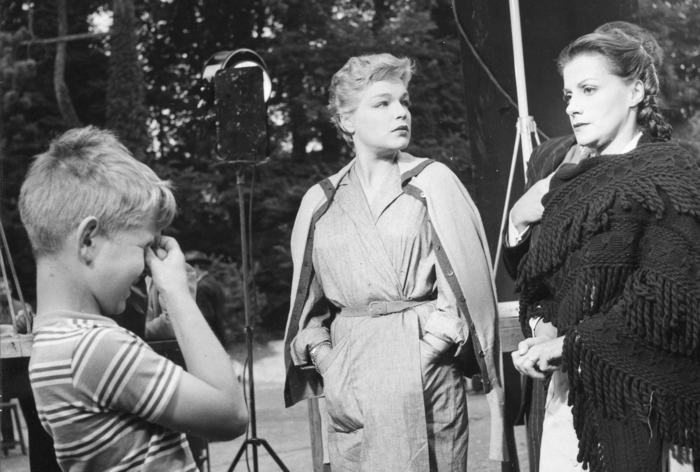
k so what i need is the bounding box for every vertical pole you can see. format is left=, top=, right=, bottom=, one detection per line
left=508, top=0, right=534, bottom=178
left=237, top=169, right=259, bottom=471
left=0, top=250, right=18, bottom=333
left=308, top=398, right=325, bottom=471
left=0, top=221, right=31, bottom=332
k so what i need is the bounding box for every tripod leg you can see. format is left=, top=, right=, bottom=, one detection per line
left=259, top=439, right=290, bottom=472
left=227, top=440, right=249, bottom=472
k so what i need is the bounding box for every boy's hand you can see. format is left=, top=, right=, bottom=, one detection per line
left=145, top=236, right=190, bottom=298
left=15, top=309, right=31, bottom=334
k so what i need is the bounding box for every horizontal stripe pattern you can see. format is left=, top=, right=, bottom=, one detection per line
left=30, top=312, right=195, bottom=471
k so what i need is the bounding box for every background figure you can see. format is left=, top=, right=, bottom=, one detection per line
left=1, top=278, right=62, bottom=471
left=185, top=250, right=228, bottom=350
left=0, top=277, right=32, bottom=333
left=510, top=26, right=698, bottom=471
left=1, top=278, right=31, bottom=453
left=284, top=53, right=505, bottom=471
left=502, top=21, right=700, bottom=472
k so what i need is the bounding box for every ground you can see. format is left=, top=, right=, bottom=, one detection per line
left=0, top=340, right=529, bottom=471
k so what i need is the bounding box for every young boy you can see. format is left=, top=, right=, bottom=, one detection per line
left=20, top=126, right=248, bottom=471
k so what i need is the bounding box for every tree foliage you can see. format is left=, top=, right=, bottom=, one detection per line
left=1, top=0, right=698, bottom=336
left=107, top=0, right=149, bottom=160
left=640, top=0, right=700, bottom=138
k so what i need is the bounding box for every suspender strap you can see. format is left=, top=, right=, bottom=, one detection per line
left=402, top=180, right=491, bottom=387
left=287, top=179, right=336, bottom=347
left=400, top=159, right=435, bottom=184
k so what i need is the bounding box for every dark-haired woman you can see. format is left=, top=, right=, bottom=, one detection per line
left=511, top=29, right=698, bottom=471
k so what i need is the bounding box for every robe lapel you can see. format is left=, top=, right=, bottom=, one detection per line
left=368, top=163, right=404, bottom=222
left=333, top=166, right=404, bottom=292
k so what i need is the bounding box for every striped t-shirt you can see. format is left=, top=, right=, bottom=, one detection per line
left=29, top=311, right=197, bottom=471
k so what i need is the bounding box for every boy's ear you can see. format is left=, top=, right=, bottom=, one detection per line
left=77, top=216, right=99, bottom=264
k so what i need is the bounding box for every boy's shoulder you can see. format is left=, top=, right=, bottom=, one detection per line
left=32, top=310, right=120, bottom=332
left=30, top=311, right=155, bottom=381
left=30, top=311, right=194, bottom=471
left=31, top=309, right=183, bottom=419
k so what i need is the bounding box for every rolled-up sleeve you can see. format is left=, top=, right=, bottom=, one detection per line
left=290, top=269, right=332, bottom=365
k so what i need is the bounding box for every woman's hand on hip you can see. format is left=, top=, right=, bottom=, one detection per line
left=313, top=343, right=333, bottom=371
left=511, top=335, right=564, bottom=379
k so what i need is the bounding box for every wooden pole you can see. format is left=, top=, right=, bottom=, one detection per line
left=307, top=398, right=326, bottom=472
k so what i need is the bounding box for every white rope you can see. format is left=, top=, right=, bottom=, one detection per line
left=493, top=129, right=521, bottom=282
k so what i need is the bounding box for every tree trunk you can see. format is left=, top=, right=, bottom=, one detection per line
left=54, top=0, right=81, bottom=127
left=107, top=0, right=149, bottom=161
left=372, top=0, right=389, bottom=32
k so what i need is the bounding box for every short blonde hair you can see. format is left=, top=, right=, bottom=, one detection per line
left=328, top=53, right=414, bottom=144
left=19, top=126, right=177, bottom=258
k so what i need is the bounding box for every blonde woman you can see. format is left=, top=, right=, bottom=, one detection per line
left=284, top=54, right=506, bottom=471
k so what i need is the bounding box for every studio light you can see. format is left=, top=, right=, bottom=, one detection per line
left=199, top=49, right=286, bottom=472
left=202, top=48, right=272, bottom=102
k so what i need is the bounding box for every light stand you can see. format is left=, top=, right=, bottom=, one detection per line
left=226, top=167, right=288, bottom=472
left=200, top=49, right=288, bottom=472
left=492, top=0, right=542, bottom=279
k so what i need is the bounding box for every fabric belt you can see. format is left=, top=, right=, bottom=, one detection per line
left=336, top=299, right=433, bottom=317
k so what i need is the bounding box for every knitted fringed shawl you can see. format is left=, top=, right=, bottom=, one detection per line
left=516, top=142, right=700, bottom=472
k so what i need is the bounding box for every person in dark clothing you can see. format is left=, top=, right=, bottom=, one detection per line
left=508, top=25, right=698, bottom=471
left=185, top=251, right=228, bottom=350
left=502, top=21, right=700, bottom=472
left=1, top=280, right=63, bottom=471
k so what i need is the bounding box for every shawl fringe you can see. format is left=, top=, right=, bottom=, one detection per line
left=565, top=329, right=700, bottom=471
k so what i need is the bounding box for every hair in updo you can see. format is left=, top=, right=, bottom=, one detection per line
left=558, top=27, right=672, bottom=142
left=328, top=53, right=414, bottom=144
left=594, top=21, right=664, bottom=70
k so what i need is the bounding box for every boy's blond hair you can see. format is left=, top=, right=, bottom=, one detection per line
left=19, top=126, right=177, bottom=258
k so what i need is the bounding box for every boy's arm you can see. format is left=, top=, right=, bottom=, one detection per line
left=146, top=237, right=248, bottom=440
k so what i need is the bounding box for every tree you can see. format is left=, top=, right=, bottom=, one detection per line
left=54, top=0, right=82, bottom=127
left=107, top=0, right=149, bottom=160
left=2, top=0, right=698, bottom=335
left=640, top=0, right=700, bottom=139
